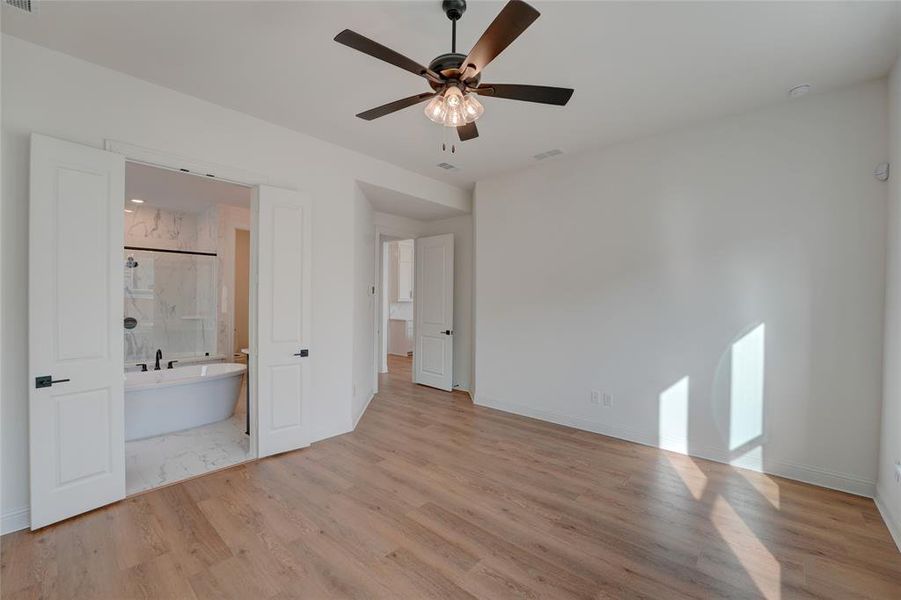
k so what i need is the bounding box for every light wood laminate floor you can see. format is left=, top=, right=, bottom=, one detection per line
left=2, top=355, right=900, bottom=599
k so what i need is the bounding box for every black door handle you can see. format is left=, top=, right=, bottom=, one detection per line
left=442, top=330, right=453, bottom=335
left=35, top=376, right=71, bottom=389
left=293, top=349, right=309, bottom=357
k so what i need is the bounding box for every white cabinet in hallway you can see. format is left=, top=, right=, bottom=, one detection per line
left=395, top=239, right=414, bottom=302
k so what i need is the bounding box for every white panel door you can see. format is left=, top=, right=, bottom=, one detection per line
left=414, top=234, right=454, bottom=391
left=255, top=186, right=311, bottom=457
left=29, top=134, right=126, bottom=529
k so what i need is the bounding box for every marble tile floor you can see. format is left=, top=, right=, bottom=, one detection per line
left=125, top=412, right=251, bottom=496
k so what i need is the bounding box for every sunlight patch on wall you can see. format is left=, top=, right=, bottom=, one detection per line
left=730, top=323, right=766, bottom=451
left=659, top=376, right=690, bottom=454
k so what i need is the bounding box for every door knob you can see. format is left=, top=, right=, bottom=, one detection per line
left=35, top=376, right=71, bottom=389
left=293, top=349, right=309, bottom=357
left=442, top=330, right=453, bottom=335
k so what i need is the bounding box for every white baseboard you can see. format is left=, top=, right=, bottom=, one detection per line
left=475, top=395, right=876, bottom=498
left=1, top=506, right=30, bottom=535
left=875, top=491, right=901, bottom=552
left=353, top=391, right=376, bottom=429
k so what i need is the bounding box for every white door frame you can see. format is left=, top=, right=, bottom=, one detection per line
left=104, top=140, right=278, bottom=462
left=372, top=224, right=421, bottom=394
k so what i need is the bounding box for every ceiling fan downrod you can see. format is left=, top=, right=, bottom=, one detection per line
left=443, top=0, right=466, bottom=53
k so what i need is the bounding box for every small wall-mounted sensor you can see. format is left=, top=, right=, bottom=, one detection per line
left=874, top=162, right=890, bottom=182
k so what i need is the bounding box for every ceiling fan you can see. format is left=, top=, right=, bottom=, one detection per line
left=334, top=0, right=574, bottom=144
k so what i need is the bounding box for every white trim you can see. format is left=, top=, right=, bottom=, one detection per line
left=104, top=139, right=271, bottom=187
left=1, top=507, right=31, bottom=535
left=475, top=394, right=877, bottom=498
left=353, top=391, right=376, bottom=429
left=875, top=492, right=901, bottom=553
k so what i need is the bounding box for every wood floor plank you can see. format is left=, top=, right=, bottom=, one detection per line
left=2, top=355, right=900, bottom=599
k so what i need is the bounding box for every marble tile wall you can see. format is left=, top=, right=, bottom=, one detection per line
left=124, top=205, right=219, bottom=364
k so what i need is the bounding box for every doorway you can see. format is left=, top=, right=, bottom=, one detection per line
left=122, top=162, right=253, bottom=495
left=384, top=238, right=415, bottom=375
left=28, top=134, right=314, bottom=529
left=374, top=228, right=455, bottom=393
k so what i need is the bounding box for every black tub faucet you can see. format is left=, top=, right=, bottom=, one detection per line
left=154, top=349, right=162, bottom=371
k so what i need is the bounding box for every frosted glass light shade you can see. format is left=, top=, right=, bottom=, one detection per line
left=443, top=105, right=465, bottom=127
left=425, top=87, right=485, bottom=128
left=462, top=94, right=484, bottom=123
left=424, top=96, right=447, bottom=124
left=444, top=86, right=463, bottom=108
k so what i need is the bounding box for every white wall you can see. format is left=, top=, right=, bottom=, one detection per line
left=474, top=80, right=889, bottom=496
left=878, top=58, right=901, bottom=548
left=351, top=186, right=375, bottom=426
left=0, top=35, right=468, bottom=532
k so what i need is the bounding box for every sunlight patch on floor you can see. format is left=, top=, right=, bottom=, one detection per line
left=664, top=453, right=708, bottom=500
left=711, top=495, right=782, bottom=599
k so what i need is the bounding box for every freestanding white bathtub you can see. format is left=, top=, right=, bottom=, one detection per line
left=125, top=363, right=247, bottom=441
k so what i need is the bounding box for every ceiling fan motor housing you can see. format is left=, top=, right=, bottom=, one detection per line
left=427, top=53, right=481, bottom=89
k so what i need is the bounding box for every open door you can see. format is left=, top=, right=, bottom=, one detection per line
left=255, top=186, right=312, bottom=457
left=413, top=234, right=454, bottom=391
left=29, top=134, right=126, bottom=529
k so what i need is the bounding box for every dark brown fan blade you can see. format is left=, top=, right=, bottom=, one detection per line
left=474, top=84, right=574, bottom=106
left=457, top=122, right=479, bottom=141
left=335, top=30, right=440, bottom=80
left=461, top=1, right=540, bottom=81
left=356, top=92, right=437, bottom=121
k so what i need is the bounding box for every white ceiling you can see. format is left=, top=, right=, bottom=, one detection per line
left=359, top=181, right=468, bottom=221
left=125, top=162, right=252, bottom=214
left=4, top=1, right=900, bottom=189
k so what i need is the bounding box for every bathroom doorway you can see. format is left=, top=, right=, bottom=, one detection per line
left=122, top=162, right=254, bottom=495
left=28, top=133, right=314, bottom=528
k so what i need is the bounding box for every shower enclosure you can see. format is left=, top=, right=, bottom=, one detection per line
left=124, top=247, right=218, bottom=364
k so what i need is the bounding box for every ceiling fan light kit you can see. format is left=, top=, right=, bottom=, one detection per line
left=334, top=0, right=574, bottom=146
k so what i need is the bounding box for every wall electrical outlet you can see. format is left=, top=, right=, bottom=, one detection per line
left=895, top=461, right=901, bottom=483
left=590, top=390, right=601, bottom=405
left=602, top=392, right=613, bottom=407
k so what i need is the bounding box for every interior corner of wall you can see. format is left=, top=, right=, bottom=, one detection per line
left=875, top=488, right=901, bottom=552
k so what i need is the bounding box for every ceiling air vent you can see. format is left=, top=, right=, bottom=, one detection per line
left=5, top=0, right=35, bottom=13
left=534, top=149, right=563, bottom=160
left=436, top=162, right=459, bottom=171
